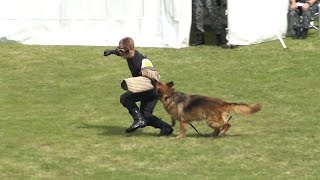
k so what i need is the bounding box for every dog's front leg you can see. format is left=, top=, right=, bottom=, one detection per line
left=176, top=121, right=188, bottom=138
left=171, top=117, right=176, bottom=126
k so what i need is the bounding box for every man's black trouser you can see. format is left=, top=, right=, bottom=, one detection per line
left=120, top=89, right=159, bottom=125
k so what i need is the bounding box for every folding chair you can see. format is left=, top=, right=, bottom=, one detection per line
left=309, top=3, right=320, bottom=37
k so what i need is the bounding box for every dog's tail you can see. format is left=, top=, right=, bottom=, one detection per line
left=227, top=103, right=262, bottom=115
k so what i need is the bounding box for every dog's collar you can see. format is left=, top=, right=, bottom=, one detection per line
left=163, top=92, right=176, bottom=102
left=163, top=93, right=178, bottom=109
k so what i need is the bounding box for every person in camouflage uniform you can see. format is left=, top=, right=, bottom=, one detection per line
left=191, top=0, right=226, bottom=46
left=289, top=0, right=318, bottom=39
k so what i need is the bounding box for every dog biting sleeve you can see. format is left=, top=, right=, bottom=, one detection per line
left=121, top=76, right=154, bottom=93
left=140, top=58, right=160, bottom=81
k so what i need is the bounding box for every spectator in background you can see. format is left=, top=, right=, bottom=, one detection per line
left=191, top=0, right=226, bottom=46
left=289, top=0, right=318, bottom=39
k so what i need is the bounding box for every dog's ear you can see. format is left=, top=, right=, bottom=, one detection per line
left=167, top=81, right=174, bottom=87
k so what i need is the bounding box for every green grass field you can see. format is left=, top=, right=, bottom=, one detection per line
left=1, top=30, right=320, bottom=179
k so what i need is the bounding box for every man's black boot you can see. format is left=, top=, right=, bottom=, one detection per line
left=300, top=28, right=308, bottom=39
left=158, top=121, right=173, bottom=136
left=125, top=109, right=147, bottom=133
left=191, top=33, right=205, bottom=46
left=146, top=115, right=173, bottom=136
left=215, top=33, right=223, bottom=46
left=294, top=28, right=302, bottom=39
left=221, top=43, right=238, bottom=49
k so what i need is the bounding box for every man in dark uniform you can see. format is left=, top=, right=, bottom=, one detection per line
left=103, top=37, right=173, bottom=136
left=289, top=0, right=318, bottom=39
left=192, top=0, right=226, bottom=46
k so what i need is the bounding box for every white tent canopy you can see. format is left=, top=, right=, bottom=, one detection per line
left=0, top=0, right=289, bottom=48
left=0, top=0, right=192, bottom=48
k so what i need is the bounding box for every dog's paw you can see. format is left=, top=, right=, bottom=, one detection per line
left=210, top=131, right=220, bottom=137
left=171, top=118, right=176, bottom=126
left=175, top=134, right=185, bottom=139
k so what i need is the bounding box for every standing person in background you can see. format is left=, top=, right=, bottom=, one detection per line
left=289, top=0, right=318, bottom=39
left=103, top=37, right=173, bottom=136
left=191, top=0, right=226, bottom=46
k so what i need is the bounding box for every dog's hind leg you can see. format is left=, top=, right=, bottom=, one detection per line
left=212, top=128, right=221, bottom=137
left=176, top=121, right=188, bottom=138
left=207, top=116, right=224, bottom=137
left=219, top=112, right=232, bottom=136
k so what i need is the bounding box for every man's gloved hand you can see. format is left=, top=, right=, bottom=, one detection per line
left=103, top=49, right=112, bottom=56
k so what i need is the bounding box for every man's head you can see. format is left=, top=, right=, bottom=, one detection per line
left=117, top=37, right=135, bottom=59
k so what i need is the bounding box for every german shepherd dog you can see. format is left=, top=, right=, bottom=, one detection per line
left=152, top=80, right=262, bottom=138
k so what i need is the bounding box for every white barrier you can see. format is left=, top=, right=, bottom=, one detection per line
left=0, top=0, right=191, bottom=48
left=227, top=0, right=289, bottom=46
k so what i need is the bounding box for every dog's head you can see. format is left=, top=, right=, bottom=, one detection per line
left=151, top=79, right=175, bottom=101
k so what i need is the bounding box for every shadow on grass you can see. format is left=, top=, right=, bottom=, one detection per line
left=185, top=133, right=244, bottom=138
left=78, top=123, right=162, bottom=137
left=78, top=123, right=245, bottom=139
